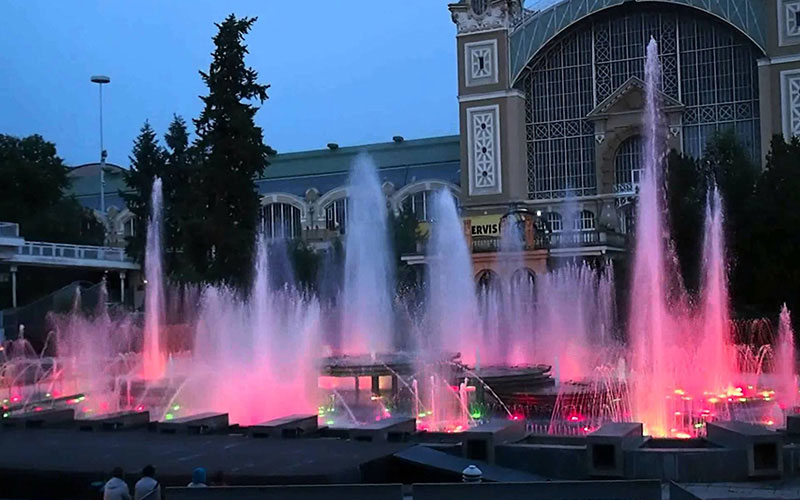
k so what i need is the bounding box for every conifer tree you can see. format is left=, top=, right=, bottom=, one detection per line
left=121, top=121, right=166, bottom=263
left=189, top=14, right=274, bottom=288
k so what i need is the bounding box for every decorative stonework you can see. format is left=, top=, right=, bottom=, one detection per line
left=779, top=0, right=800, bottom=46
left=465, top=40, right=498, bottom=87
left=781, top=69, right=800, bottom=138
left=450, top=0, right=522, bottom=34
left=467, top=105, right=502, bottom=196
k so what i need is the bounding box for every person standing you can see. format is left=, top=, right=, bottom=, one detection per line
left=134, top=465, right=161, bottom=500
left=103, top=467, right=131, bottom=500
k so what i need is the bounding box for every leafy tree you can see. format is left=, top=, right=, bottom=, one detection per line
left=666, top=149, right=706, bottom=294
left=747, top=135, right=800, bottom=317
left=121, top=121, right=166, bottom=263
left=0, top=134, right=103, bottom=245
left=701, top=129, right=758, bottom=311
left=0, top=133, right=104, bottom=309
left=390, top=207, right=421, bottom=292
left=188, top=14, right=274, bottom=289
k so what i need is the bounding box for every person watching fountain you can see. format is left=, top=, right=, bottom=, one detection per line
left=133, top=465, right=160, bottom=500
left=103, top=467, right=131, bottom=500
left=187, top=467, right=207, bottom=488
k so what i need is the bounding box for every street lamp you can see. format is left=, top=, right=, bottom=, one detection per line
left=91, top=75, right=110, bottom=218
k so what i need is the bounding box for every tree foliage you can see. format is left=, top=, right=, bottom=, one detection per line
left=0, top=134, right=103, bottom=245
left=186, top=14, right=274, bottom=289
left=747, top=135, right=800, bottom=316
left=120, top=121, right=166, bottom=263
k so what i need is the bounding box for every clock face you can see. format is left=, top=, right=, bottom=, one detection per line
left=471, top=0, right=488, bottom=15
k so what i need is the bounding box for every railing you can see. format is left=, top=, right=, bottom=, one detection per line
left=0, top=222, right=20, bottom=238
left=471, top=230, right=627, bottom=253
left=18, top=241, right=130, bottom=263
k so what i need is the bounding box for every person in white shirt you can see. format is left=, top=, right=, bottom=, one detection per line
left=103, top=467, right=131, bottom=500
left=134, top=465, right=161, bottom=500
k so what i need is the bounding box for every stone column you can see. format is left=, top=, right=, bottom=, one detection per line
left=119, top=271, right=127, bottom=306
left=10, top=265, right=17, bottom=309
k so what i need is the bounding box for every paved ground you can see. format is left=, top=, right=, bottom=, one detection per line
left=0, top=427, right=410, bottom=498
left=683, top=481, right=800, bottom=499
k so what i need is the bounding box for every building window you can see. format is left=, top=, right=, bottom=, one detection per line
left=515, top=4, right=761, bottom=199
left=476, top=269, right=499, bottom=292
left=546, top=211, right=563, bottom=232
left=618, top=204, right=635, bottom=235
left=261, top=203, right=302, bottom=240
left=511, top=268, right=536, bottom=290
left=574, top=210, right=596, bottom=232
left=614, top=135, right=643, bottom=194
left=122, top=217, right=136, bottom=238
left=325, top=198, right=348, bottom=234
left=401, top=191, right=432, bottom=222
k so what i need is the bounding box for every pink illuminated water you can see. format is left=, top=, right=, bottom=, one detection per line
left=142, top=177, right=166, bottom=380
left=341, top=154, right=395, bottom=355
left=774, top=305, right=797, bottom=410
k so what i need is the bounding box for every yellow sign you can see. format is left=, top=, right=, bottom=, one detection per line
left=417, top=214, right=503, bottom=238
left=467, top=214, right=502, bottom=237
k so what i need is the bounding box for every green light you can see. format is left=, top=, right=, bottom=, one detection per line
left=165, top=413, right=174, bottom=420
left=470, top=412, right=482, bottom=419
left=2, top=413, right=8, bottom=418
left=172, top=405, right=180, bottom=411
left=78, top=396, right=85, bottom=402
left=426, top=411, right=433, bottom=416
left=45, top=393, right=51, bottom=398
left=325, top=420, right=334, bottom=425
left=418, top=413, right=427, bottom=418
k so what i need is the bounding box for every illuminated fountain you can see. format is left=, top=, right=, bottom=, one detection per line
left=142, top=177, right=166, bottom=380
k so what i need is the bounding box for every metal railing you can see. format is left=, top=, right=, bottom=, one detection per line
left=0, top=222, right=20, bottom=238
left=18, top=241, right=130, bottom=263
left=471, top=230, right=627, bottom=253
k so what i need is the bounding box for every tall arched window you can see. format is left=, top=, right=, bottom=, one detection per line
left=324, top=198, right=348, bottom=234
left=574, top=210, right=596, bottom=231
left=614, top=135, right=643, bottom=194
left=401, top=190, right=432, bottom=222
left=546, top=211, right=563, bottom=232
left=122, top=217, right=136, bottom=238
left=261, top=203, right=302, bottom=239
left=476, top=269, right=499, bottom=292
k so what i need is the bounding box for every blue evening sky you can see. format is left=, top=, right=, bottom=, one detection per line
left=0, top=1, right=462, bottom=167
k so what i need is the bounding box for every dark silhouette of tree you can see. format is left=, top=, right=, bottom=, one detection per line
left=121, top=121, right=166, bottom=263
left=187, top=14, right=274, bottom=289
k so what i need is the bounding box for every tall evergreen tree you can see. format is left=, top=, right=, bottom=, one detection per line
left=162, top=115, right=195, bottom=279
left=189, top=14, right=274, bottom=288
left=121, top=121, right=166, bottom=263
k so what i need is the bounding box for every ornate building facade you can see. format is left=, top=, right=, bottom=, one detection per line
left=448, top=0, right=800, bottom=277
left=70, top=0, right=800, bottom=284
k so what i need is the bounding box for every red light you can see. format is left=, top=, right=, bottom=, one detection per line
left=33, top=406, right=42, bottom=412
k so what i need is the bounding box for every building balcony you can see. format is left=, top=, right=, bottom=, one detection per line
left=471, top=229, right=627, bottom=254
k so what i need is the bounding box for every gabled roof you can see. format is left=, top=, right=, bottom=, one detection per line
left=586, top=76, right=684, bottom=120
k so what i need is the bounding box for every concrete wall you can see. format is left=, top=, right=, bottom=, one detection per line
left=165, top=484, right=403, bottom=500
left=412, top=480, right=662, bottom=500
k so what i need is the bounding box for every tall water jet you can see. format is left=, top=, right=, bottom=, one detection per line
left=774, top=304, right=797, bottom=410
left=184, top=234, right=321, bottom=425
left=142, top=177, right=166, bottom=380
left=698, top=185, right=736, bottom=394
left=424, top=189, right=480, bottom=364
left=341, top=154, right=395, bottom=355
left=629, top=38, right=671, bottom=436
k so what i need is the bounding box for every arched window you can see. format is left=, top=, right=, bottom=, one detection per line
left=122, top=217, right=136, bottom=238
left=470, top=0, right=488, bottom=15
left=614, top=136, right=643, bottom=194
left=261, top=203, right=302, bottom=239
left=574, top=210, right=596, bottom=232
left=546, top=212, right=563, bottom=233
left=324, top=198, right=348, bottom=234
left=511, top=268, right=536, bottom=290
left=401, top=190, right=432, bottom=222
left=476, top=269, right=499, bottom=292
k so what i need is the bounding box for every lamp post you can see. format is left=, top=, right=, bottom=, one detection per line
left=90, top=75, right=110, bottom=220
